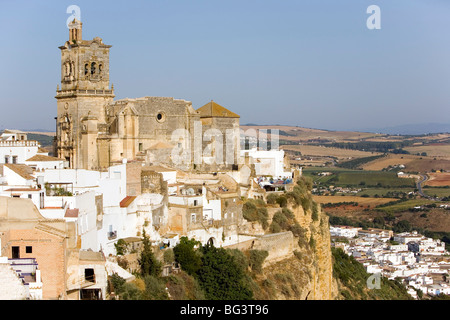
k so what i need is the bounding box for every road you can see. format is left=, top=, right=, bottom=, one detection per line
left=417, top=174, right=441, bottom=201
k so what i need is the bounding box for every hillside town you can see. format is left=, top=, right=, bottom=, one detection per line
left=0, top=126, right=298, bottom=299
left=2, top=6, right=450, bottom=304
left=331, top=225, right=450, bottom=298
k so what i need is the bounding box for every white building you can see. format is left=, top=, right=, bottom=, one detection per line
left=330, top=225, right=361, bottom=238
left=241, top=147, right=292, bottom=178
left=0, top=130, right=42, bottom=165
left=394, top=232, right=424, bottom=244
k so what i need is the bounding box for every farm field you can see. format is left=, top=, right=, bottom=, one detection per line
left=303, top=167, right=416, bottom=187
left=313, top=195, right=397, bottom=207
left=281, top=144, right=380, bottom=160
left=240, top=125, right=381, bottom=142
left=424, top=172, right=450, bottom=187
left=361, top=153, right=450, bottom=173
left=356, top=187, right=415, bottom=197
left=335, top=171, right=416, bottom=187
left=374, top=199, right=437, bottom=214
left=403, top=145, right=450, bottom=159
left=422, top=187, right=450, bottom=198
left=361, top=154, right=421, bottom=171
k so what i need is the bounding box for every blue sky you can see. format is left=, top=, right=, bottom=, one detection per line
left=0, top=0, right=449, bottom=132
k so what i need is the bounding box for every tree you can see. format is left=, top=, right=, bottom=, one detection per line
left=266, top=193, right=279, bottom=205
left=173, top=237, right=202, bottom=276
left=393, top=220, right=412, bottom=233
left=138, top=230, right=162, bottom=277
left=196, top=243, right=253, bottom=300
left=114, top=239, right=129, bottom=256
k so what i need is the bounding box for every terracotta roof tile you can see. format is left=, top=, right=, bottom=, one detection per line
left=65, top=208, right=79, bottom=218
left=120, top=196, right=137, bottom=208
left=197, top=101, right=240, bottom=118
left=4, top=164, right=34, bottom=180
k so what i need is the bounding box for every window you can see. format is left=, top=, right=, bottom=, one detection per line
left=12, top=156, right=17, bottom=164
left=28, top=194, right=32, bottom=199
left=156, top=112, right=166, bottom=123
left=12, top=246, right=19, bottom=259
left=139, top=143, right=143, bottom=151
left=26, top=246, right=32, bottom=254
left=4, top=156, right=9, bottom=164
left=85, top=268, right=95, bottom=283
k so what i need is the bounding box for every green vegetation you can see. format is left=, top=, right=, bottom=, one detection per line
left=242, top=199, right=269, bottom=229
left=172, top=237, right=202, bottom=276
left=138, top=230, right=162, bottom=277
left=26, top=133, right=54, bottom=147
left=114, top=239, right=129, bottom=256
left=249, top=250, right=269, bottom=273
left=332, top=247, right=412, bottom=300
left=375, top=199, right=436, bottom=214
left=423, top=186, right=450, bottom=198
left=303, top=167, right=415, bottom=188
left=337, top=154, right=386, bottom=169
left=334, top=171, right=415, bottom=188
left=356, top=188, right=415, bottom=198
left=196, top=243, right=253, bottom=300
left=325, top=140, right=414, bottom=153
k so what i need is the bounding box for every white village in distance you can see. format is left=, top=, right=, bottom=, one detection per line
left=0, top=19, right=449, bottom=301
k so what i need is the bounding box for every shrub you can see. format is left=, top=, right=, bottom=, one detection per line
left=143, top=275, right=169, bottom=300
left=266, top=193, right=279, bottom=204
left=242, top=201, right=259, bottom=221
left=276, top=195, right=288, bottom=207
left=249, top=250, right=269, bottom=273
left=163, top=248, right=175, bottom=264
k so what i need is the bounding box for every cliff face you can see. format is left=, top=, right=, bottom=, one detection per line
left=252, top=199, right=338, bottom=300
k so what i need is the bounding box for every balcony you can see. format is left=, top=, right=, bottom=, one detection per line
left=107, top=231, right=117, bottom=240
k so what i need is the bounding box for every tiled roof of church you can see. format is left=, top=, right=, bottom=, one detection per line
left=197, top=101, right=240, bottom=118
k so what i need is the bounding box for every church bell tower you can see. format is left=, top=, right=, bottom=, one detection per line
left=55, top=19, right=115, bottom=170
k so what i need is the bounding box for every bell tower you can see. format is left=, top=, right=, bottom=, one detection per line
left=55, top=19, right=115, bottom=170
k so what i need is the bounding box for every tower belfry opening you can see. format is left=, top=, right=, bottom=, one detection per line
left=68, top=18, right=82, bottom=42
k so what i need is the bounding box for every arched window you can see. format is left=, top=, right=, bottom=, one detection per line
left=91, top=62, right=96, bottom=75
left=99, top=64, right=103, bottom=73
left=84, top=64, right=89, bottom=75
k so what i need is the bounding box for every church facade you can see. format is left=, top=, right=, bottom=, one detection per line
left=55, top=19, right=240, bottom=172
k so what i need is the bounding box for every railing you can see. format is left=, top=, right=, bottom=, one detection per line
left=56, top=89, right=114, bottom=96
left=70, top=274, right=96, bottom=289
left=0, top=140, right=39, bottom=147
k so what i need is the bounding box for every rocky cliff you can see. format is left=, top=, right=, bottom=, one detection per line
left=239, top=177, right=339, bottom=300
left=250, top=198, right=338, bottom=300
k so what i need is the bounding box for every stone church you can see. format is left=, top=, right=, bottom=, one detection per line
left=55, top=19, right=240, bottom=172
